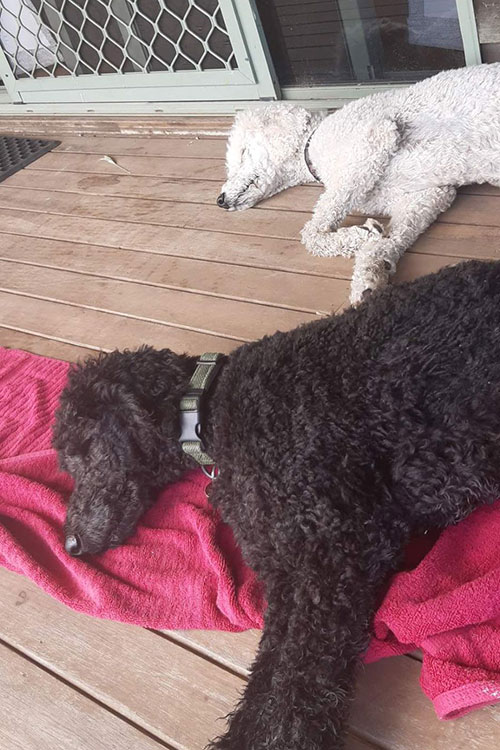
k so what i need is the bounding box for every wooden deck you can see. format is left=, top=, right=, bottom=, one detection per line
left=0, top=128, right=499, bottom=749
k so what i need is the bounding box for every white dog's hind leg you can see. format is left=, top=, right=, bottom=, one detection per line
left=349, top=185, right=457, bottom=304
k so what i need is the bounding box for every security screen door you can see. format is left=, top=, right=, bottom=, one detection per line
left=0, top=0, right=278, bottom=103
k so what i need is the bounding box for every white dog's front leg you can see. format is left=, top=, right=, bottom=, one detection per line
left=301, top=190, right=350, bottom=256
left=302, top=116, right=401, bottom=257
left=349, top=185, right=457, bottom=303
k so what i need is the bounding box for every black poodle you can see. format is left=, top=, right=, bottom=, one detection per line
left=53, top=259, right=500, bottom=750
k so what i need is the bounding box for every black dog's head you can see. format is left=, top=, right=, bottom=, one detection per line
left=53, top=346, right=195, bottom=557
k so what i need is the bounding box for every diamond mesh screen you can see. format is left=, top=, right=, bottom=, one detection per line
left=0, top=0, right=237, bottom=79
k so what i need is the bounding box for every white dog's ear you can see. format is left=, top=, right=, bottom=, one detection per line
left=260, top=104, right=321, bottom=141
left=225, top=113, right=247, bottom=170
left=286, top=106, right=328, bottom=138
left=306, top=108, right=328, bottom=131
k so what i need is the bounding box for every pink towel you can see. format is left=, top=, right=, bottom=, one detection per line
left=1, top=346, right=499, bottom=719
left=367, top=506, right=500, bottom=719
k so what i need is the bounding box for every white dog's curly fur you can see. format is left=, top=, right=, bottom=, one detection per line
left=218, top=64, right=500, bottom=303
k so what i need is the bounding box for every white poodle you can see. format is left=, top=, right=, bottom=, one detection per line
left=218, top=64, right=500, bottom=303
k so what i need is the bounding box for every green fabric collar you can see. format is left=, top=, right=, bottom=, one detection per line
left=179, top=352, right=223, bottom=471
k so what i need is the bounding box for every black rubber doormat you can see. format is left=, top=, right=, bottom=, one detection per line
left=0, top=136, right=60, bottom=183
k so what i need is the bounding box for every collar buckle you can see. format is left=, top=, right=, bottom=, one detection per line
left=179, top=352, right=223, bottom=469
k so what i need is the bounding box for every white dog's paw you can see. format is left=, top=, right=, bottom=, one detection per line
left=301, top=219, right=333, bottom=257
left=332, top=219, right=385, bottom=256
left=302, top=218, right=384, bottom=258
left=361, top=218, right=385, bottom=236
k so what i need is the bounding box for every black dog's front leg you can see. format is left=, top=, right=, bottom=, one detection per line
left=207, top=576, right=291, bottom=749
left=209, top=517, right=404, bottom=750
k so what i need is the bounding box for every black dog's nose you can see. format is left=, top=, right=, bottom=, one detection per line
left=65, top=534, right=83, bottom=557
left=217, top=192, right=229, bottom=209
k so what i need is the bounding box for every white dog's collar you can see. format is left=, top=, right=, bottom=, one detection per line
left=304, top=130, right=321, bottom=182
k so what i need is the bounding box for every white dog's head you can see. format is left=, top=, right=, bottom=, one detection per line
left=217, top=104, right=325, bottom=211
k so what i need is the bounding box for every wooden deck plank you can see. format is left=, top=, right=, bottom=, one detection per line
left=0, top=260, right=330, bottom=341
left=394, top=252, right=462, bottom=282
left=0, top=233, right=349, bottom=314
left=440, top=193, right=500, bottom=226
left=0, top=217, right=488, bottom=308
left=164, top=629, right=261, bottom=678
left=0, top=221, right=473, bottom=292
left=413, top=223, right=500, bottom=259
left=351, top=658, right=500, bottom=750
left=27, top=151, right=227, bottom=180
left=3, top=169, right=248, bottom=208
left=0, top=327, right=97, bottom=360
left=0, top=640, right=165, bottom=750
left=0, top=115, right=231, bottom=138
left=0, top=292, right=241, bottom=355
left=55, top=135, right=227, bottom=159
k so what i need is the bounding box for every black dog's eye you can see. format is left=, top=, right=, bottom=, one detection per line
left=68, top=437, right=92, bottom=460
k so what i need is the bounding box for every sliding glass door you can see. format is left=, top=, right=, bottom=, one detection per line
left=257, top=0, right=481, bottom=94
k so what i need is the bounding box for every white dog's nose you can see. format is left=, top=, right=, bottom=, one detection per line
left=217, top=192, right=229, bottom=209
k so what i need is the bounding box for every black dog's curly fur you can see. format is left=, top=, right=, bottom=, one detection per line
left=54, top=260, right=500, bottom=749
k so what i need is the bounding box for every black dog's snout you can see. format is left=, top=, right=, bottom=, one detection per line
left=65, top=534, right=83, bottom=557
left=217, top=192, right=229, bottom=209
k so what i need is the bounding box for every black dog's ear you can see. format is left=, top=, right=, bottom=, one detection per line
left=54, top=381, right=158, bottom=475
left=109, top=384, right=158, bottom=452
left=95, top=401, right=157, bottom=473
